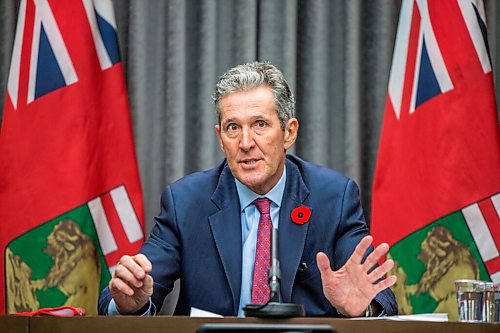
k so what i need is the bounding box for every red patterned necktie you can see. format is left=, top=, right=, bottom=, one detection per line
left=251, top=197, right=272, bottom=304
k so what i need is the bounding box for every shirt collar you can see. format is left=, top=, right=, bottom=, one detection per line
left=234, top=165, right=287, bottom=211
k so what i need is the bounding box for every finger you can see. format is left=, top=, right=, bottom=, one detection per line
left=118, top=255, right=148, bottom=280
left=133, top=254, right=153, bottom=273
left=114, top=262, right=145, bottom=288
left=374, top=275, right=397, bottom=292
left=143, top=274, right=154, bottom=293
left=350, top=235, right=373, bottom=264
left=316, top=252, right=332, bottom=277
left=368, top=258, right=394, bottom=283
left=363, top=242, right=390, bottom=272
left=109, top=276, right=135, bottom=297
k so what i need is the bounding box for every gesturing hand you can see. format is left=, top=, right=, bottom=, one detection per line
left=109, top=254, right=154, bottom=314
left=316, top=235, right=397, bottom=317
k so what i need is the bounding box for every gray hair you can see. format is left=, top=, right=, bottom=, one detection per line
left=213, top=62, right=295, bottom=129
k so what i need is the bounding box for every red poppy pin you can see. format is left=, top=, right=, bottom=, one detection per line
left=291, top=205, right=311, bottom=225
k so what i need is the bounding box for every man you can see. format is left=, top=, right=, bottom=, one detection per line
left=98, top=62, right=397, bottom=317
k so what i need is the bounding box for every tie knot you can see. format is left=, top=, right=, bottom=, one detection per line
left=254, top=198, right=271, bottom=215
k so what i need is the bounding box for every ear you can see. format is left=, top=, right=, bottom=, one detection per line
left=215, top=124, right=224, bottom=151
left=283, top=118, right=299, bottom=150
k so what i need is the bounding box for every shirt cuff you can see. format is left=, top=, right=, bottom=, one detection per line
left=363, top=300, right=387, bottom=317
left=107, top=298, right=155, bottom=316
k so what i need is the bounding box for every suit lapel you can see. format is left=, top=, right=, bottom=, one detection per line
left=207, top=158, right=310, bottom=309
left=208, top=163, right=242, bottom=314
left=279, top=159, right=310, bottom=302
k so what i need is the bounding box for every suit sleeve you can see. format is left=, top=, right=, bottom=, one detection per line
left=140, top=186, right=182, bottom=312
left=334, top=179, right=398, bottom=316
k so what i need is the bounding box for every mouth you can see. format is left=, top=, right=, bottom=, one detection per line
left=239, top=159, right=261, bottom=168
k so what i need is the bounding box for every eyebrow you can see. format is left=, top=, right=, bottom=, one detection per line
left=221, top=113, right=271, bottom=125
left=220, top=118, right=236, bottom=127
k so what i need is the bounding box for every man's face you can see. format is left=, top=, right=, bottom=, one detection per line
left=215, top=86, right=298, bottom=194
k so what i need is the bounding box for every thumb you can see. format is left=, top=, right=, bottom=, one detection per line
left=316, top=252, right=332, bottom=277
left=143, top=274, right=154, bottom=295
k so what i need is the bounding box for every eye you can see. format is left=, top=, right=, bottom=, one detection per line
left=256, top=120, right=266, bottom=128
left=225, top=123, right=239, bottom=133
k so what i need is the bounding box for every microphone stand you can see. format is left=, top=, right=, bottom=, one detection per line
left=243, top=228, right=305, bottom=318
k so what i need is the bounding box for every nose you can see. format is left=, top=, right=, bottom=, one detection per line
left=239, top=126, right=255, bottom=151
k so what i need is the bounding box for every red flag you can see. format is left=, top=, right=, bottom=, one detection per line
left=371, top=0, right=500, bottom=318
left=0, top=0, right=144, bottom=314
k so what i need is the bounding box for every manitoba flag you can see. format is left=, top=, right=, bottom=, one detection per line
left=0, top=0, right=144, bottom=315
left=372, top=0, right=500, bottom=320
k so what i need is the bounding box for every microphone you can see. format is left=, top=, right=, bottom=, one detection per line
left=243, top=228, right=305, bottom=318
left=268, top=227, right=280, bottom=302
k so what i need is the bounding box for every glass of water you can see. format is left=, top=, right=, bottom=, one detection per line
left=494, top=283, right=500, bottom=322
left=483, top=282, right=496, bottom=322
left=455, top=279, right=485, bottom=322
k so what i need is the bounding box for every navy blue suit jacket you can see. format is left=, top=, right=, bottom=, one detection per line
left=98, top=155, right=397, bottom=316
